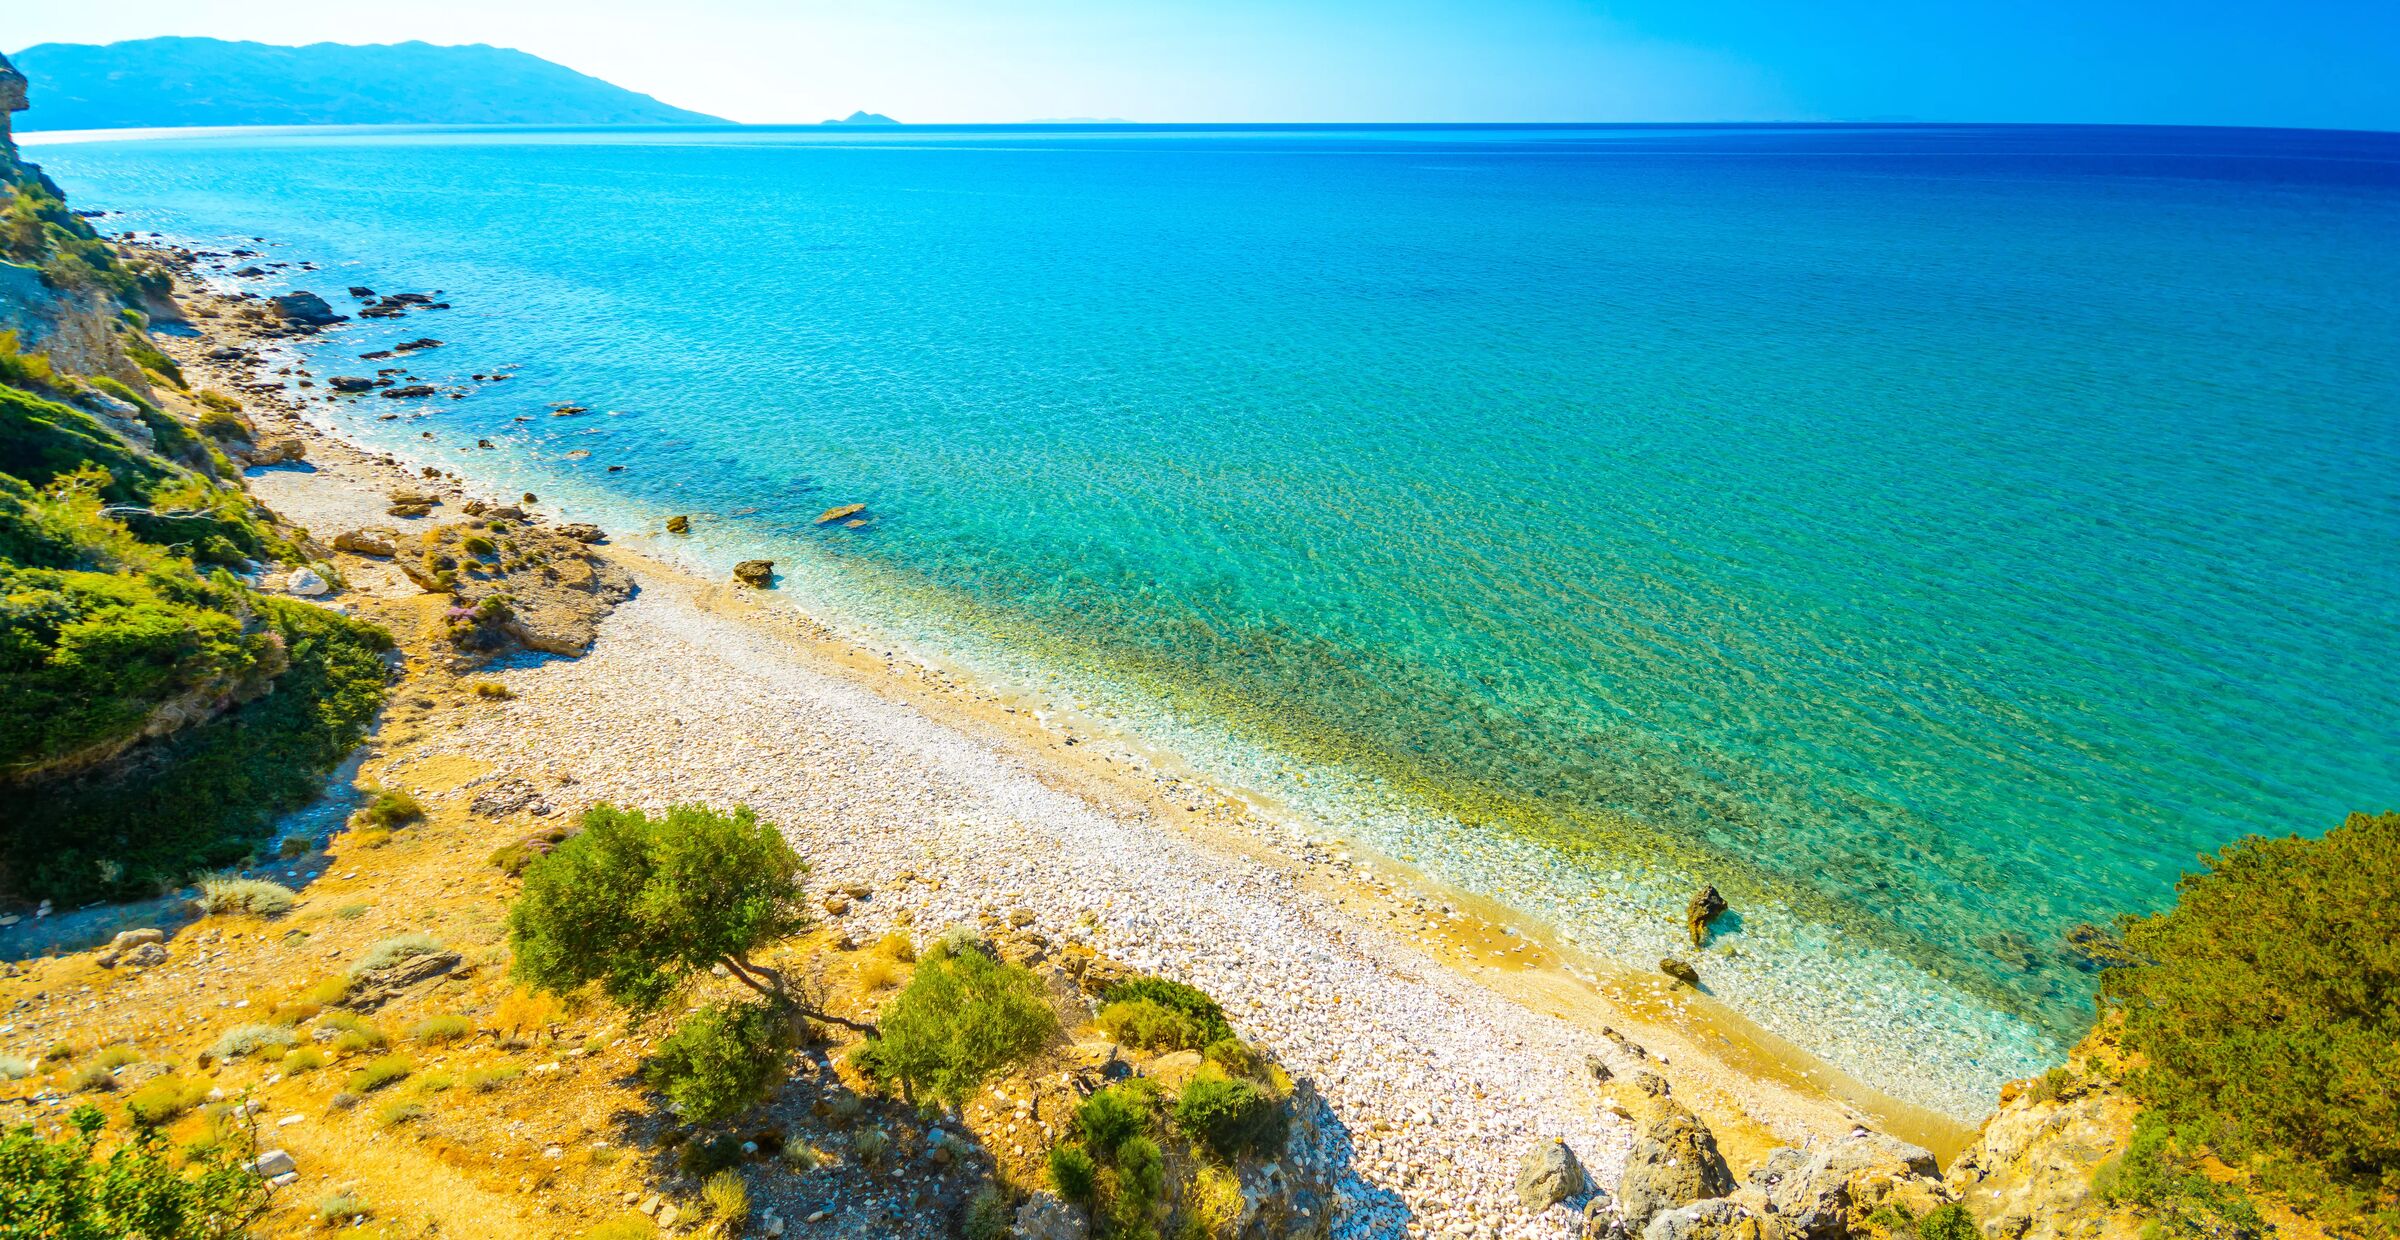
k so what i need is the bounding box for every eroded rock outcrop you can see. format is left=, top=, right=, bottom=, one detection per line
left=1945, top=1059, right=2141, bottom=1240
left=1618, top=1096, right=1736, bottom=1229
left=397, top=519, right=634, bottom=658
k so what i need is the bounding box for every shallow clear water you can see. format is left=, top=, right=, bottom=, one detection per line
left=40, top=124, right=2400, bottom=1107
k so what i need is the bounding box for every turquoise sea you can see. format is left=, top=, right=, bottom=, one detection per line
left=37, top=124, right=2400, bottom=1111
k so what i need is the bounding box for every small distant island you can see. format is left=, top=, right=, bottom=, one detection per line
left=821, top=110, right=901, bottom=126
left=7, top=37, right=724, bottom=129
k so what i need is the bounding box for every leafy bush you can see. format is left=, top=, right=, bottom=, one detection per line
left=283, top=1048, right=327, bottom=1074
left=2096, top=1111, right=2270, bottom=1240
left=1075, top=1085, right=1148, bottom=1158
left=851, top=1126, right=889, bottom=1165
left=351, top=789, right=424, bottom=829
left=0, top=1103, right=269, bottom=1238
left=677, top=1134, right=743, bottom=1178
left=1109, top=1134, right=1165, bottom=1234
left=2102, top=811, right=2399, bottom=1224
left=1048, top=1142, right=1098, bottom=1203
left=1172, top=1076, right=1286, bottom=1161
left=1097, top=998, right=1211, bottom=1052
left=207, top=1024, right=294, bottom=1061
left=467, top=679, right=514, bottom=700
left=374, top=1099, right=423, bottom=1129
left=193, top=390, right=243, bottom=414
left=277, top=835, right=311, bottom=859
left=858, top=944, right=1058, bottom=1107
left=1916, top=1204, right=1979, bottom=1240
left=0, top=330, right=55, bottom=390
left=193, top=408, right=250, bottom=443
left=197, top=878, right=294, bottom=917
left=122, top=1076, right=208, bottom=1126
left=508, top=803, right=810, bottom=1015
left=964, top=1185, right=1014, bottom=1240
left=1101, top=976, right=1233, bottom=1044
left=316, top=1194, right=370, bottom=1225
left=352, top=933, right=443, bottom=977
left=641, top=999, right=793, bottom=1125
left=409, top=1015, right=472, bottom=1043
left=347, top=1055, right=412, bottom=1093
left=462, top=1064, right=520, bottom=1092
left=1202, top=1037, right=1265, bottom=1080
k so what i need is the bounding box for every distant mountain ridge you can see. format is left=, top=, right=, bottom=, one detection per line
left=8, top=37, right=725, bottom=130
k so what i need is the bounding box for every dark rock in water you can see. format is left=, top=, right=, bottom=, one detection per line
left=381, top=384, right=438, bottom=398
left=328, top=375, right=376, bottom=392
left=206, top=345, right=246, bottom=360
left=394, top=337, right=443, bottom=352
left=476, top=438, right=494, bottom=449
left=391, top=292, right=435, bottom=305
left=359, top=350, right=394, bottom=360
left=1659, top=958, right=1700, bottom=986
left=270, top=290, right=344, bottom=326
left=522, top=493, right=538, bottom=504
left=348, top=285, right=375, bottom=298
left=665, top=514, right=690, bottom=534
left=1687, top=885, right=1728, bottom=947
left=359, top=304, right=405, bottom=319
left=733, top=560, right=775, bottom=587
left=232, top=265, right=265, bottom=277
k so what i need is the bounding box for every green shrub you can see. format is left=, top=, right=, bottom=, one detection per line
left=283, top=1048, right=327, bottom=1075
left=677, top=1134, right=743, bottom=1178
left=1109, top=1134, right=1164, bottom=1233
left=0, top=1103, right=270, bottom=1236
left=508, top=803, right=809, bottom=1015
left=641, top=1000, right=792, bottom=1125
left=84, top=376, right=153, bottom=413
left=2096, top=1111, right=2269, bottom=1240
left=316, top=1193, right=370, bottom=1224
left=1202, top=1037, right=1265, bottom=1080
left=118, top=332, right=184, bottom=389
left=1048, top=1142, right=1098, bottom=1203
left=351, top=933, right=443, bottom=977
left=197, top=877, right=295, bottom=917
left=193, top=408, right=250, bottom=443
left=122, top=1075, right=208, bottom=1126
left=374, top=1099, right=423, bottom=1129
left=347, top=1055, right=412, bottom=1093
left=1101, top=976, right=1233, bottom=1045
left=858, top=945, right=1058, bottom=1107
left=1097, top=998, right=1210, bottom=1052
left=193, top=390, right=244, bottom=414
left=462, top=1064, right=520, bottom=1092
left=68, top=1062, right=117, bottom=1093
left=0, top=329, right=55, bottom=390
left=277, top=835, right=311, bottom=859
left=410, top=1015, right=473, bottom=1043
left=1172, top=1076, right=1286, bottom=1161
left=851, top=1126, right=889, bottom=1165
left=2102, top=811, right=2399, bottom=1224
left=351, top=789, right=424, bottom=829
left=1916, top=1204, right=1979, bottom=1240
left=1075, top=1085, right=1149, bottom=1158
left=208, top=1024, right=294, bottom=1061
left=582, top=1215, right=658, bottom=1240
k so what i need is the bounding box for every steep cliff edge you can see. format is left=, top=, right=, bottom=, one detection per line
left=1, top=137, right=392, bottom=907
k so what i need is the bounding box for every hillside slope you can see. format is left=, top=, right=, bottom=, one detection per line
left=9, top=37, right=724, bottom=130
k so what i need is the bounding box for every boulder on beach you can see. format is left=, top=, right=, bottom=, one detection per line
left=1748, top=1131, right=1949, bottom=1240
left=333, top=528, right=398, bottom=557
left=1519, top=1138, right=1589, bottom=1210
left=1617, top=1097, right=1734, bottom=1230
left=557, top=523, right=603, bottom=543
left=733, top=559, right=775, bottom=587
left=1660, top=958, right=1701, bottom=986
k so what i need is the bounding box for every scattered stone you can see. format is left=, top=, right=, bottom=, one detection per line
left=333, top=528, right=398, bottom=557
left=269, top=291, right=343, bottom=326
left=665, top=514, right=690, bottom=534
left=122, top=942, right=169, bottom=968
left=1518, top=1138, right=1589, bottom=1210
left=1013, top=1193, right=1088, bottom=1240
left=342, top=949, right=463, bottom=1012
left=733, top=560, right=775, bottom=588
left=1660, top=958, right=1701, bottom=986
left=286, top=567, right=329, bottom=596
left=557, top=523, right=604, bottom=543
left=252, top=1149, right=297, bottom=1178
left=328, top=375, right=376, bottom=392
left=381, top=384, right=438, bottom=399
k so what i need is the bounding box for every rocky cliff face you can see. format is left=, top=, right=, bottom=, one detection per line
left=0, top=52, right=26, bottom=146
left=1943, top=1048, right=2142, bottom=1240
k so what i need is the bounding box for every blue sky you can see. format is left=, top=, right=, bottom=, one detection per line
left=12, top=0, right=2396, bottom=129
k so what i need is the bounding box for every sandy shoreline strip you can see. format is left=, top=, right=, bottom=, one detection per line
left=149, top=257, right=1974, bottom=1234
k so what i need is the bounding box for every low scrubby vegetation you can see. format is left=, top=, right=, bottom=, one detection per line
left=0, top=1103, right=268, bottom=1238
left=857, top=941, right=1058, bottom=1107
left=2098, top=810, right=2400, bottom=1238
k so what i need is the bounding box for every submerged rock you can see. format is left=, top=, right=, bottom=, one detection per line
left=815, top=502, right=867, bottom=524
left=269, top=290, right=343, bottom=326
left=1660, top=958, right=1701, bottom=986
left=1687, top=885, right=1728, bottom=946
left=665, top=514, right=690, bottom=534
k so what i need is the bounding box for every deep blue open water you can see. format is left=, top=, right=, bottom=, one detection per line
left=38, top=123, right=2400, bottom=1110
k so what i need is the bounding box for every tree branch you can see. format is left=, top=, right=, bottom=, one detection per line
left=719, top=952, right=877, bottom=1036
